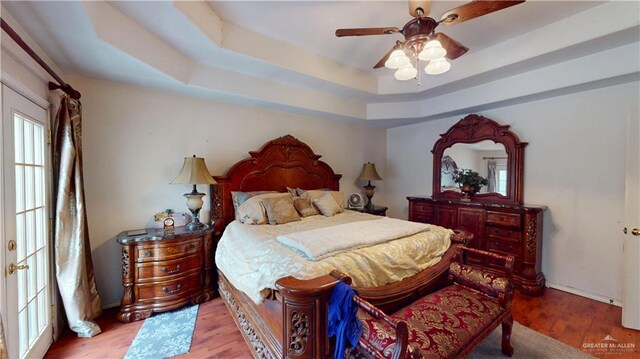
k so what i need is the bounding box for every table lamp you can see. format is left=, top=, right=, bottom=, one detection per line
left=357, top=162, right=383, bottom=210
left=171, top=155, right=217, bottom=230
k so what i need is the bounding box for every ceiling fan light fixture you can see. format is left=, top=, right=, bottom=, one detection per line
left=418, top=39, right=447, bottom=61
left=425, top=57, right=451, bottom=75
left=394, top=63, right=417, bottom=81
left=384, top=49, right=410, bottom=69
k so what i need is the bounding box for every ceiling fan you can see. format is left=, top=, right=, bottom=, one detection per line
left=335, top=0, right=525, bottom=81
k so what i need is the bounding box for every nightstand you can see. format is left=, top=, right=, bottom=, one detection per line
left=116, top=226, right=217, bottom=322
left=352, top=205, right=388, bottom=216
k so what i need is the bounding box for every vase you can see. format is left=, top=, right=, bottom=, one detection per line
left=460, top=183, right=476, bottom=201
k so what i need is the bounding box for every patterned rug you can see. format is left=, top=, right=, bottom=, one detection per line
left=124, top=305, right=199, bottom=359
left=470, top=321, right=595, bottom=358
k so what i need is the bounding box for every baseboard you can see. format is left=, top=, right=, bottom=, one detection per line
left=546, top=281, right=622, bottom=307
left=102, top=301, right=120, bottom=310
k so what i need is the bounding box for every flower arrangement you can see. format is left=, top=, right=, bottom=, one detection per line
left=451, top=169, right=488, bottom=193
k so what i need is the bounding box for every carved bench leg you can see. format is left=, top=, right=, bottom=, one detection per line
left=501, top=313, right=514, bottom=357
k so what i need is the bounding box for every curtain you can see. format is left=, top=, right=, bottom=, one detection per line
left=487, top=160, right=497, bottom=193
left=50, top=90, right=102, bottom=338
left=0, top=313, right=7, bottom=359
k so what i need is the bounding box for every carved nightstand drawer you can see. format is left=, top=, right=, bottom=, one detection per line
left=486, top=226, right=522, bottom=242
left=135, top=253, right=203, bottom=282
left=136, top=272, right=202, bottom=302
left=135, top=238, right=201, bottom=262
left=486, top=238, right=522, bottom=257
left=486, top=211, right=521, bottom=228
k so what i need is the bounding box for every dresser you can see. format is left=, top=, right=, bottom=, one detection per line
left=116, top=226, right=216, bottom=322
left=408, top=196, right=546, bottom=295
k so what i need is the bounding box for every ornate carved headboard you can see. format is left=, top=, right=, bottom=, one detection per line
left=210, top=135, right=342, bottom=233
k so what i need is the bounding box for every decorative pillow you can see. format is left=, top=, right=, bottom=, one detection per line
left=261, top=196, right=301, bottom=225
left=231, top=191, right=277, bottom=219
left=296, top=187, right=330, bottom=196
left=313, top=192, right=343, bottom=217
left=236, top=193, right=290, bottom=224
left=293, top=197, right=319, bottom=217
left=301, top=190, right=345, bottom=209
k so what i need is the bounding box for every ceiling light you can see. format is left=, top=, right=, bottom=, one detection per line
left=418, top=39, right=447, bottom=61
left=385, top=49, right=410, bottom=69
left=394, top=63, right=417, bottom=81
left=425, top=57, right=451, bottom=75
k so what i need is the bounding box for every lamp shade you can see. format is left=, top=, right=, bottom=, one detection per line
left=357, top=162, right=383, bottom=182
left=425, top=57, right=451, bottom=75
left=384, top=49, right=410, bottom=69
left=170, top=155, right=217, bottom=185
left=418, top=39, right=447, bottom=61
left=394, top=63, right=417, bottom=81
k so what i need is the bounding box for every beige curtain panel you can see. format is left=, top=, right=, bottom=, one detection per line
left=50, top=90, right=102, bottom=338
left=0, top=313, right=7, bottom=359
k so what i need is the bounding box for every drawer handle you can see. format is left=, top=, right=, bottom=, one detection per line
left=144, top=250, right=152, bottom=257
left=188, top=243, right=196, bottom=251
left=161, top=264, right=181, bottom=274
left=162, top=283, right=182, bottom=294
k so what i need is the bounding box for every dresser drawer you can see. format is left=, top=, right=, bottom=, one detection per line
left=486, top=238, right=522, bottom=257
left=486, top=211, right=521, bottom=228
left=135, top=238, right=202, bottom=262
left=486, top=226, right=521, bottom=241
left=135, top=253, right=203, bottom=282
left=409, top=202, right=434, bottom=223
left=136, top=272, right=202, bottom=302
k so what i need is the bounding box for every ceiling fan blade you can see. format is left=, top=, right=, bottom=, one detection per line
left=335, top=27, right=400, bottom=37
left=433, top=33, right=469, bottom=60
left=440, top=1, right=525, bottom=26
left=373, top=41, right=404, bottom=69
left=408, top=0, right=432, bottom=17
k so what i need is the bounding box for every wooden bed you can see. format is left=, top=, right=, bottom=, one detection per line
left=210, top=135, right=471, bottom=359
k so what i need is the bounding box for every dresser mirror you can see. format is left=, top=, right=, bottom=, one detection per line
left=432, top=114, right=527, bottom=205
left=441, top=141, right=508, bottom=195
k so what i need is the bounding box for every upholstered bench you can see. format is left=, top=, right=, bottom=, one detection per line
left=352, top=246, right=515, bottom=359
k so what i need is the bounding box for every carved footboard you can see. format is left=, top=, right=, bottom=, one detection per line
left=217, top=232, right=471, bottom=359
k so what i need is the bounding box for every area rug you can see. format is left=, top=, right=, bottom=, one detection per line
left=469, top=321, right=595, bottom=358
left=124, top=304, right=199, bottom=359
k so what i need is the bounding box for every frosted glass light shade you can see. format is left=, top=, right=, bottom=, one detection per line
left=418, top=40, right=447, bottom=61
left=384, top=49, right=410, bottom=69
left=394, top=63, right=417, bottom=81
left=425, top=57, right=451, bottom=75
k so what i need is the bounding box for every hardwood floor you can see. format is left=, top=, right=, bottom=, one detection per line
left=44, top=288, right=639, bottom=358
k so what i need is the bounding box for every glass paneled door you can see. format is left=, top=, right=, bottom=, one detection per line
left=2, top=85, right=52, bottom=358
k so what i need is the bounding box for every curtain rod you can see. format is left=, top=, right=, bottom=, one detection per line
left=1, top=17, right=81, bottom=99
left=483, top=156, right=507, bottom=160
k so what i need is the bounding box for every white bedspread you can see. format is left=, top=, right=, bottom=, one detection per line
left=276, top=217, right=430, bottom=260
left=215, top=211, right=452, bottom=303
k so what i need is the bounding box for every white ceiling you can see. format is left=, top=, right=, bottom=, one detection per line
left=209, top=1, right=601, bottom=72
left=1, top=1, right=638, bottom=127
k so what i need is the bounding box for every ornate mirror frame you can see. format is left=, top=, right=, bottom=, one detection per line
left=432, top=114, right=527, bottom=205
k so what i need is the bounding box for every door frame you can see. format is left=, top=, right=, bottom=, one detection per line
left=1, top=81, right=56, bottom=358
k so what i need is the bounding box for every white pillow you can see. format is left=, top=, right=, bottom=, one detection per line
left=314, top=192, right=344, bottom=217
left=236, top=193, right=290, bottom=224
left=301, top=190, right=344, bottom=209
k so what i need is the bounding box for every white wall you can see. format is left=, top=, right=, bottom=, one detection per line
left=69, top=76, right=387, bottom=307
left=386, top=81, right=640, bottom=303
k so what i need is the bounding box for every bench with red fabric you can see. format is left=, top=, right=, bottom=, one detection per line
left=352, top=246, right=515, bottom=359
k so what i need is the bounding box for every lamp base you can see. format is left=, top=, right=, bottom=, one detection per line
left=187, top=219, right=205, bottom=231
left=184, top=186, right=206, bottom=231
left=364, top=182, right=376, bottom=210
